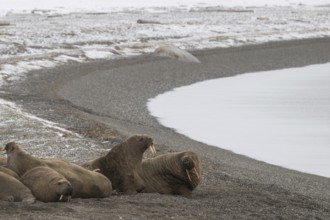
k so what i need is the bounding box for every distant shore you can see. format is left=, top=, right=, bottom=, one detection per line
left=2, top=38, right=330, bottom=219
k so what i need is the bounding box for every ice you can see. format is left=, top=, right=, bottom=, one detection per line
left=1, top=1, right=330, bottom=87
left=148, top=63, right=330, bottom=178
left=0, top=0, right=329, bottom=16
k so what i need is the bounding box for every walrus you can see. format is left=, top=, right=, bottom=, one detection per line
left=0, top=166, right=19, bottom=179
left=83, top=134, right=156, bottom=193
left=20, top=166, right=73, bottom=202
left=42, top=158, right=112, bottom=198
left=0, top=171, right=36, bottom=203
left=5, top=142, right=112, bottom=199
left=0, top=157, right=7, bottom=166
left=0, top=148, right=19, bottom=179
left=4, top=142, right=45, bottom=176
left=139, top=151, right=201, bottom=196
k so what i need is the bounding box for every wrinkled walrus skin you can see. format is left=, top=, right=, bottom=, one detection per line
left=0, top=171, right=36, bottom=203
left=0, top=166, right=19, bottom=179
left=4, top=142, right=112, bottom=199
left=139, top=151, right=201, bottom=196
left=83, top=135, right=155, bottom=193
left=43, top=158, right=112, bottom=199
left=20, top=166, right=73, bottom=202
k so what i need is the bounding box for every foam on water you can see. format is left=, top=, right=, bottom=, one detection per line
left=148, top=63, right=330, bottom=178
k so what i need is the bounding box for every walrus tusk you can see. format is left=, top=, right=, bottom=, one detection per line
left=193, top=167, right=200, bottom=179
left=93, top=169, right=101, bottom=172
left=149, top=144, right=156, bottom=156
left=59, top=195, right=71, bottom=202
left=186, top=169, right=192, bottom=182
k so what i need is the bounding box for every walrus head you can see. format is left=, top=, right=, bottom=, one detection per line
left=56, top=180, right=73, bottom=202
left=4, top=142, right=27, bottom=155
left=4, top=142, right=17, bottom=154
left=124, top=135, right=156, bottom=157
left=181, top=153, right=201, bottom=187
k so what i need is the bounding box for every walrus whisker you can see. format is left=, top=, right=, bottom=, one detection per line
left=186, top=169, right=192, bottom=182
left=93, top=169, right=101, bottom=172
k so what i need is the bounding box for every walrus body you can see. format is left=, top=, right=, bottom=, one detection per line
left=83, top=135, right=155, bottom=193
left=43, top=159, right=112, bottom=198
left=20, top=166, right=73, bottom=202
left=0, top=157, right=7, bottom=166
left=5, top=142, right=112, bottom=199
left=0, top=172, right=36, bottom=203
left=139, top=151, right=201, bottom=196
left=0, top=166, right=19, bottom=179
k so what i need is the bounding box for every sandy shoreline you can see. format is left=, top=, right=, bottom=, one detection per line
left=1, top=38, right=330, bottom=219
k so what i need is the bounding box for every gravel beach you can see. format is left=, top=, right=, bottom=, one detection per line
left=1, top=38, right=330, bottom=219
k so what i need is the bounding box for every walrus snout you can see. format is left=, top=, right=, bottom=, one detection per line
left=132, top=135, right=156, bottom=156
left=182, top=157, right=195, bottom=170
left=142, top=136, right=156, bottom=156
left=181, top=155, right=201, bottom=184
left=57, top=181, right=73, bottom=201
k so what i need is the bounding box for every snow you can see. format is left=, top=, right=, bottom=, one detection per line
left=1, top=1, right=330, bottom=85
left=148, top=63, right=330, bottom=178
left=0, top=0, right=329, bottom=16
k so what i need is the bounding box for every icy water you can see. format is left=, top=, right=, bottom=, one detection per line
left=148, top=63, right=330, bottom=178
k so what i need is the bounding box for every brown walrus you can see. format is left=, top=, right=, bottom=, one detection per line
left=0, top=171, right=36, bottom=203
left=20, top=166, right=73, bottom=202
left=0, top=157, right=7, bottom=166
left=42, top=158, right=112, bottom=198
left=83, top=135, right=156, bottom=193
left=0, top=166, right=19, bottom=179
left=139, top=151, right=201, bottom=196
left=4, top=142, right=112, bottom=199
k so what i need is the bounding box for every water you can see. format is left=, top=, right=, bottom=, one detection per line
left=148, top=63, right=330, bottom=178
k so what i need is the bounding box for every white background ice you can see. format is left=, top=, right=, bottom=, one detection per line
left=1, top=0, right=329, bottom=16
left=148, top=63, right=330, bottom=178
left=1, top=0, right=330, bottom=85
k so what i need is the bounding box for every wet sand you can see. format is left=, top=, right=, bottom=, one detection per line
left=1, top=38, right=330, bottom=219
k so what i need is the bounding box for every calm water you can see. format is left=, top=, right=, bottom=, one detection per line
left=148, top=63, right=330, bottom=178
